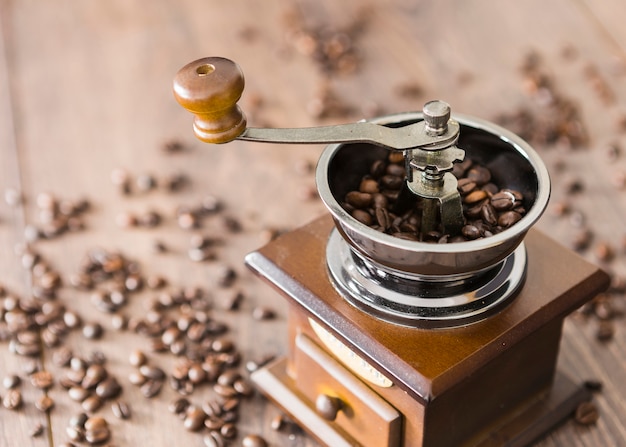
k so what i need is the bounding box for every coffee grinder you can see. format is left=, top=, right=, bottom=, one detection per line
left=173, top=57, right=610, bottom=446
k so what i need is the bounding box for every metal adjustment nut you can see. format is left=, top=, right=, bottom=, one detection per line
left=423, top=100, right=451, bottom=136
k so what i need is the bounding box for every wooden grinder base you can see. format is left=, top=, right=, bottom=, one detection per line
left=246, top=216, right=609, bottom=447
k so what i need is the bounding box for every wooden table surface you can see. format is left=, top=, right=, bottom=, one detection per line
left=1, top=1, right=624, bottom=446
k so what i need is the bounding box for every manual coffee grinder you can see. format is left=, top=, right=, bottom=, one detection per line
left=174, top=57, right=609, bottom=447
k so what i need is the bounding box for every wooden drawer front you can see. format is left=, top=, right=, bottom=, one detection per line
left=294, top=333, right=401, bottom=447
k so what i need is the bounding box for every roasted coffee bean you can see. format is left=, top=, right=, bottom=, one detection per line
left=203, top=432, right=225, bottom=447
left=140, top=379, right=163, bottom=398
left=82, top=364, right=107, bottom=389
left=234, top=378, right=254, bottom=396
left=380, top=174, right=403, bottom=190
left=169, top=397, right=190, bottom=414
left=68, top=386, right=90, bottom=402
left=66, top=426, right=84, bottom=443
left=359, top=178, right=379, bottom=194
left=82, top=322, right=103, bottom=339
left=69, top=412, right=89, bottom=429
left=270, top=414, right=286, bottom=431
left=111, top=400, right=131, bottom=420
left=461, top=225, right=481, bottom=240
left=30, top=370, right=54, bottom=389
left=184, top=406, right=206, bottom=431
left=85, top=426, right=110, bottom=444
left=242, top=434, right=268, bottom=447
left=375, top=207, right=391, bottom=230
left=466, top=166, right=491, bottom=185
left=139, top=365, right=165, bottom=381
left=3, top=374, right=21, bottom=389
left=498, top=211, right=522, bottom=228
left=457, top=178, right=477, bottom=195
left=128, top=349, right=147, bottom=367
left=220, top=423, right=237, bottom=439
left=481, top=204, right=498, bottom=226
left=574, top=401, right=599, bottom=425
left=53, top=347, right=73, bottom=367
left=463, top=190, right=488, bottom=204
left=345, top=191, right=372, bottom=208
left=36, top=395, right=55, bottom=412
left=490, top=191, right=517, bottom=211
left=96, top=377, right=121, bottom=399
left=3, top=389, right=22, bottom=409
left=82, top=395, right=103, bottom=412
left=251, top=306, right=275, bottom=321
left=596, top=321, right=614, bottom=342
left=30, top=422, right=44, bottom=437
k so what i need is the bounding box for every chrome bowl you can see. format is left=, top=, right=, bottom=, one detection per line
left=316, top=111, right=551, bottom=278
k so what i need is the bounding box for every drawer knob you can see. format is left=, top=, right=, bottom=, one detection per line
left=315, top=393, right=343, bottom=421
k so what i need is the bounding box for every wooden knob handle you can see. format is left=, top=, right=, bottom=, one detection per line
left=173, top=57, right=247, bottom=144
left=315, top=394, right=343, bottom=421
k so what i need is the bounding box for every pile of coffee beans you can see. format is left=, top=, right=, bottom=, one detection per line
left=341, top=152, right=527, bottom=242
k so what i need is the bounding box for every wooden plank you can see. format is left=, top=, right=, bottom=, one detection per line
left=0, top=0, right=624, bottom=445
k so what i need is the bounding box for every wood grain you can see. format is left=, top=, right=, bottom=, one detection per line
left=0, top=0, right=624, bottom=446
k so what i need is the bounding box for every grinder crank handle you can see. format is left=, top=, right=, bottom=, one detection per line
left=173, top=57, right=459, bottom=150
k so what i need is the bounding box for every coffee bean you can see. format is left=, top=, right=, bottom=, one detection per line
left=66, top=426, right=85, bottom=443
left=82, top=364, right=107, bottom=389
left=83, top=322, right=103, bottom=339
left=184, top=406, right=206, bottom=431
left=242, top=434, right=268, bottom=447
left=36, top=395, right=55, bottom=412
left=596, top=321, right=614, bottom=342
left=96, top=377, right=121, bottom=399
left=111, top=400, right=131, bottom=420
left=3, top=374, right=21, bottom=389
left=139, top=365, right=165, bottom=381
left=85, top=426, right=111, bottom=444
left=128, top=349, right=147, bottom=367
left=30, top=422, right=44, bottom=437
left=3, top=389, right=22, bottom=409
left=30, top=370, right=54, bottom=389
left=68, top=386, right=90, bottom=402
left=490, top=191, right=517, bottom=211
left=234, top=378, right=254, bottom=396
left=169, top=397, right=190, bottom=414
left=574, top=401, right=599, bottom=425
left=251, top=306, right=275, bottom=321
left=345, top=191, right=372, bottom=208
left=203, top=432, right=225, bottom=447
left=82, top=395, right=103, bottom=412
left=140, top=379, right=163, bottom=398
left=53, top=347, right=73, bottom=367
left=466, top=166, right=491, bottom=185
left=498, top=211, right=522, bottom=228
left=271, top=414, right=286, bottom=431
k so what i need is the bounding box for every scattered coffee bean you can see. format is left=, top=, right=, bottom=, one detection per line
left=3, top=374, right=21, bottom=389
left=140, top=379, right=163, bottom=398
left=184, top=406, right=206, bottom=431
left=242, top=434, right=268, bottom=447
left=30, top=422, right=44, bottom=437
left=111, top=400, right=131, bottom=420
left=3, top=388, right=22, bottom=410
left=36, top=394, right=55, bottom=412
left=252, top=306, right=275, bottom=321
left=574, top=401, right=599, bottom=425
left=83, top=322, right=103, bottom=339
left=30, top=370, right=54, bottom=389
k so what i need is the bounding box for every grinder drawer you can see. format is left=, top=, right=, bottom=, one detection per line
left=294, top=333, right=401, bottom=447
